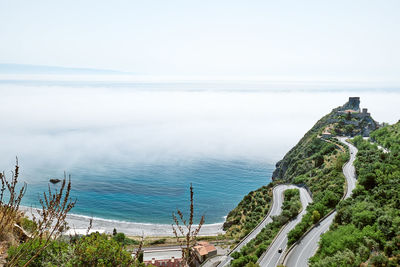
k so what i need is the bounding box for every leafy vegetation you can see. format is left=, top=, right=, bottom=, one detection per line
left=8, top=232, right=141, bottom=267
left=282, top=136, right=347, bottom=245
left=113, top=232, right=140, bottom=245
left=19, top=217, right=38, bottom=234
left=8, top=239, right=73, bottom=267
left=310, top=124, right=400, bottom=266
left=223, top=184, right=274, bottom=240
left=0, top=162, right=77, bottom=267
left=286, top=150, right=346, bottom=245
left=230, top=189, right=301, bottom=267
left=370, top=121, right=400, bottom=151
left=72, top=232, right=135, bottom=266
left=149, top=238, right=166, bottom=245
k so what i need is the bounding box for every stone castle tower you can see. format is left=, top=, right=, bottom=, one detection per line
left=340, top=97, right=360, bottom=112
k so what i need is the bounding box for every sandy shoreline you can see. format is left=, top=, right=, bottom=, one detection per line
left=20, top=206, right=225, bottom=237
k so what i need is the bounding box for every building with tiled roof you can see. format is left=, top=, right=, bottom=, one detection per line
left=193, top=241, right=217, bottom=263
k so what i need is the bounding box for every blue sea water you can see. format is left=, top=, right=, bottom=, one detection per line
left=21, top=159, right=273, bottom=224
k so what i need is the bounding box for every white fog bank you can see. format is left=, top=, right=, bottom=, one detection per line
left=0, top=83, right=399, bottom=175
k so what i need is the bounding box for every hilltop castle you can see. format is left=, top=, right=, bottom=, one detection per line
left=324, top=97, right=379, bottom=137
left=337, top=97, right=371, bottom=119
left=341, top=97, right=360, bottom=112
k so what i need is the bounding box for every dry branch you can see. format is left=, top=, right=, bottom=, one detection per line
left=172, top=184, right=204, bottom=267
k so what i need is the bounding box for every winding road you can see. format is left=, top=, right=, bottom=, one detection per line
left=283, top=137, right=357, bottom=267
left=257, top=186, right=312, bottom=267
left=209, top=137, right=357, bottom=267
left=216, top=185, right=312, bottom=267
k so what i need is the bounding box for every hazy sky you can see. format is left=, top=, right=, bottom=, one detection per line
left=1, top=0, right=399, bottom=81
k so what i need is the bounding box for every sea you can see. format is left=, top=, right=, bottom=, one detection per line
left=0, top=75, right=399, bottom=225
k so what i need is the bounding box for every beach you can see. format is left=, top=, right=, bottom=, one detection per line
left=20, top=206, right=225, bottom=237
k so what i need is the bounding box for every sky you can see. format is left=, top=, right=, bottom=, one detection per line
left=0, top=0, right=400, bottom=82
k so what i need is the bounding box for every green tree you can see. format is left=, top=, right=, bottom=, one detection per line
left=359, top=173, right=377, bottom=189
left=370, top=253, right=389, bottom=267
left=245, top=262, right=260, bottom=267
left=113, top=232, right=126, bottom=243
left=314, top=155, right=324, bottom=168
left=344, top=124, right=354, bottom=135
left=72, top=232, right=133, bottom=266
left=312, top=210, right=321, bottom=224
left=138, top=251, right=144, bottom=263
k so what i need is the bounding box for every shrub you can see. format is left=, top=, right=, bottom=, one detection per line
left=72, top=232, right=133, bottom=266
left=8, top=239, right=72, bottom=267
left=149, top=238, right=166, bottom=245
left=112, top=232, right=139, bottom=245
left=20, top=217, right=37, bottom=233
left=370, top=253, right=389, bottom=267
left=312, top=210, right=321, bottom=224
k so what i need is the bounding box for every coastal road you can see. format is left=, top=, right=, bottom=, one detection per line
left=283, top=137, right=357, bottom=267
left=257, top=186, right=312, bottom=267
left=216, top=185, right=312, bottom=267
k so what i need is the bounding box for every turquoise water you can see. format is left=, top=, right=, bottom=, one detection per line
left=22, top=159, right=273, bottom=224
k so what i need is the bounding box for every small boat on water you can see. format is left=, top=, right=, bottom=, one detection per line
left=49, top=178, right=61, bottom=184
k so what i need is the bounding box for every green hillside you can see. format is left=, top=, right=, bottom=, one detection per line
left=310, top=122, right=400, bottom=266
left=224, top=97, right=380, bottom=251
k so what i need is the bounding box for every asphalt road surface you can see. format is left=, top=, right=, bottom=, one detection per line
left=283, top=137, right=357, bottom=267
left=258, top=186, right=312, bottom=267
left=217, top=185, right=312, bottom=267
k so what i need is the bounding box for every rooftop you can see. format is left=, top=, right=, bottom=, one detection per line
left=193, top=241, right=217, bottom=256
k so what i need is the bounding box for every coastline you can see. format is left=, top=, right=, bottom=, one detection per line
left=20, top=206, right=225, bottom=237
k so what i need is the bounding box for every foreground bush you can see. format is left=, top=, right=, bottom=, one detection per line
left=8, top=232, right=137, bottom=267
left=72, top=232, right=134, bottom=266
left=8, top=239, right=72, bottom=267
